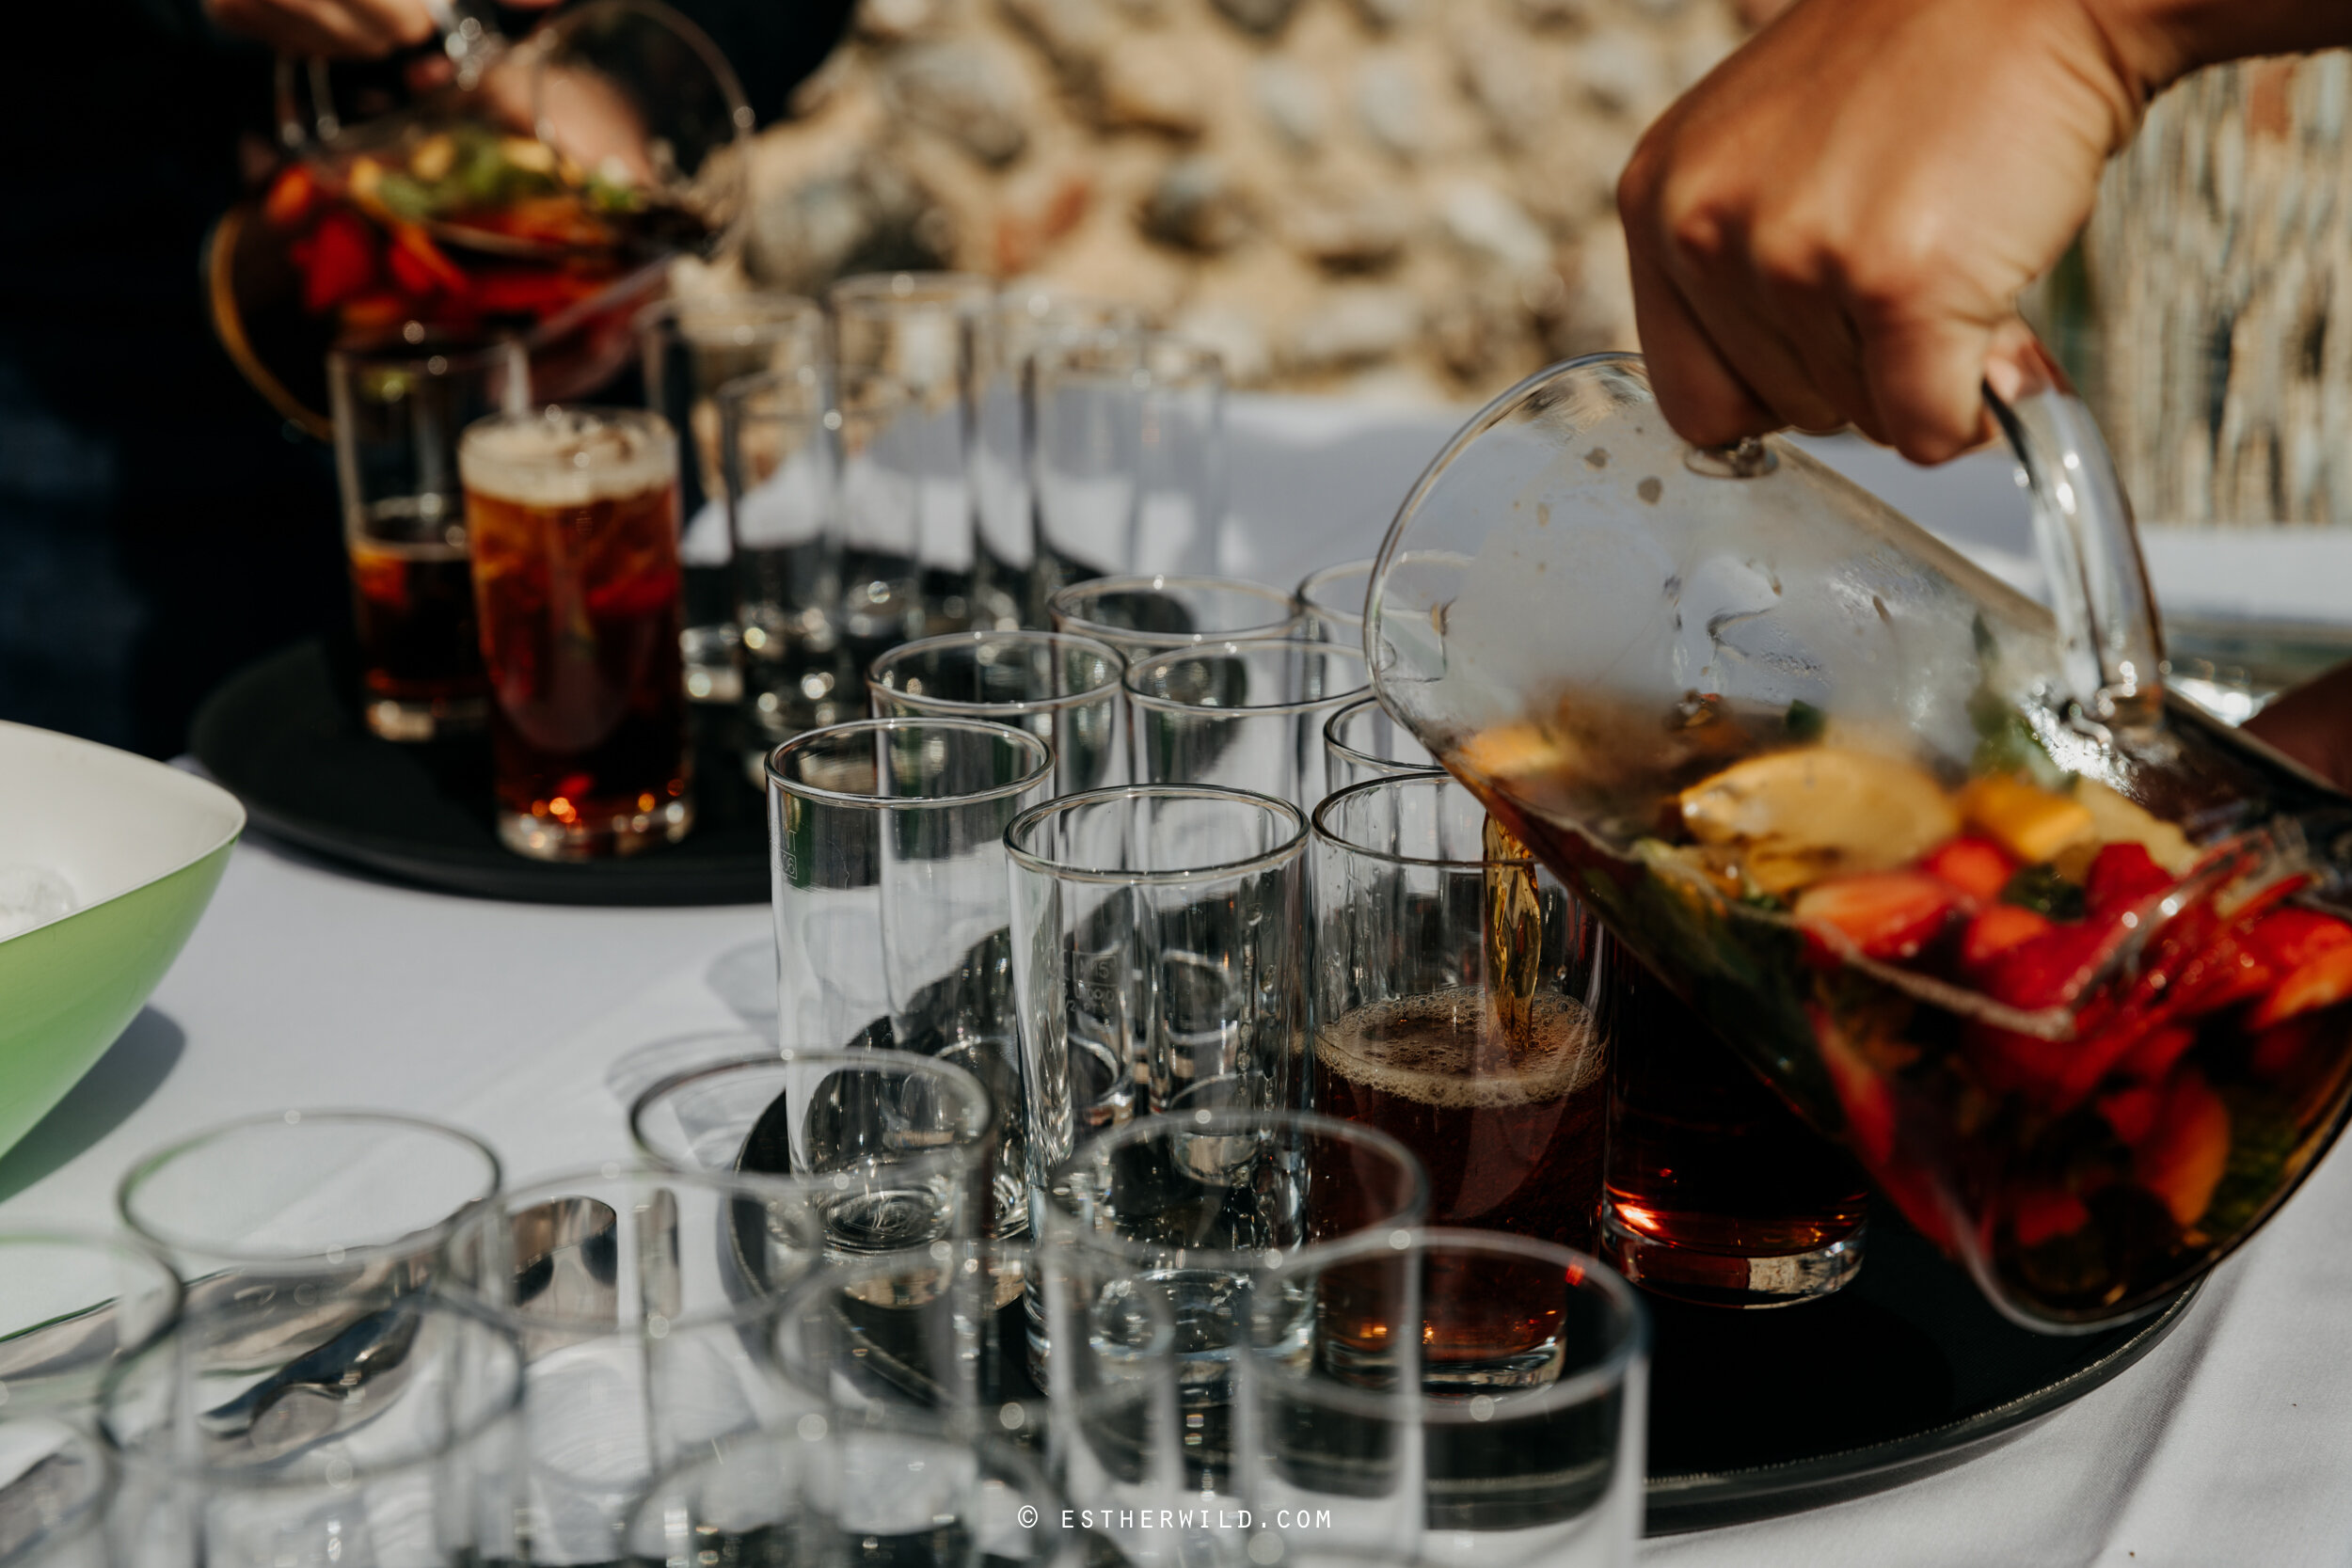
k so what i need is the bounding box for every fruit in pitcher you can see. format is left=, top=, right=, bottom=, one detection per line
left=1678, top=747, right=1958, bottom=895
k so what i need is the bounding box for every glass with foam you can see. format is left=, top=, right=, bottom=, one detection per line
left=458, top=406, right=693, bottom=860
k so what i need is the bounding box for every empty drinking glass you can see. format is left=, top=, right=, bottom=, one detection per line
left=1255, top=1228, right=1647, bottom=1568
left=1006, top=784, right=1310, bottom=1164
left=1030, top=323, right=1145, bottom=603
left=1294, top=559, right=1375, bottom=645
left=983, top=295, right=1146, bottom=624
left=101, top=1294, right=523, bottom=1568
left=868, top=629, right=1129, bottom=797
left=767, top=719, right=1055, bottom=1235
left=829, top=272, right=994, bottom=635
left=1125, top=641, right=1372, bottom=813
left=721, top=363, right=844, bottom=752
left=0, top=1233, right=183, bottom=1568
left=1134, top=336, right=1227, bottom=579
left=628, top=1050, right=997, bottom=1257
left=1323, top=695, right=1438, bottom=789
left=639, top=293, right=826, bottom=705
left=118, top=1112, right=500, bottom=1327
left=1310, top=773, right=1610, bottom=1249
left=1039, top=1110, right=1429, bottom=1562
left=1047, top=575, right=1299, bottom=664
left=435, top=1165, right=822, bottom=1563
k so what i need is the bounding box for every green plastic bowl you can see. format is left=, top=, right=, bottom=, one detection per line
left=0, top=721, right=243, bottom=1161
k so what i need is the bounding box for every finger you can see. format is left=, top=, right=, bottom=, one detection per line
left=335, top=0, right=437, bottom=50
left=1754, top=271, right=1889, bottom=444
left=1629, top=252, right=1781, bottom=447
left=1666, top=261, right=1847, bottom=434
left=1856, top=309, right=1998, bottom=464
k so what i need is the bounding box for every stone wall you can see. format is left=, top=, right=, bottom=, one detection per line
left=723, top=0, right=1745, bottom=401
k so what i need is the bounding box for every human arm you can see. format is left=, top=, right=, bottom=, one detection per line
left=1617, top=0, right=2352, bottom=462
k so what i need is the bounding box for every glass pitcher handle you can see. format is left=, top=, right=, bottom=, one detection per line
left=1984, top=340, right=2167, bottom=728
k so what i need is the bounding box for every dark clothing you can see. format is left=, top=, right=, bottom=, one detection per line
left=0, top=0, right=850, bottom=756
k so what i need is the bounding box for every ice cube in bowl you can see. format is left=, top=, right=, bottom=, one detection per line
left=0, top=721, right=243, bottom=1159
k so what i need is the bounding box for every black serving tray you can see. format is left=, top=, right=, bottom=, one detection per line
left=191, top=641, right=771, bottom=905
left=1641, top=1211, right=2196, bottom=1532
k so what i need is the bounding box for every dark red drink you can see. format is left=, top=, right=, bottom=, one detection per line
left=1315, top=990, right=1606, bottom=1250
left=460, top=408, right=692, bottom=860
left=1597, top=950, right=1870, bottom=1305
left=348, top=525, right=486, bottom=739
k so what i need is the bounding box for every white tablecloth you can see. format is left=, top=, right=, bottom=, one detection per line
left=6, top=396, right=2351, bottom=1565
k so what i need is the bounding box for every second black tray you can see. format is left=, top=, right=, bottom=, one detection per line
left=191, top=641, right=770, bottom=905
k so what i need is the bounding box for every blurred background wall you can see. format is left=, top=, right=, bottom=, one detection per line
left=696, top=0, right=1748, bottom=403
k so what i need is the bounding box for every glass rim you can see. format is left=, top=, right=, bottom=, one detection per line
left=1003, top=784, right=1307, bottom=886
left=1322, top=695, right=1444, bottom=781
left=770, top=1236, right=1176, bottom=1406
left=866, top=629, right=1129, bottom=717
left=763, top=717, right=1056, bottom=809
left=99, top=1296, right=525, bottom=1490
left=1295, top=558, right=1375, bottom=626
left=442, top=1163, right=822, bottom=1339
left=115, top=1110, right=501, bottom=1271
left=1041, top=1107, right=1430, bottom=1275
left=0, top=1228, right=185, bottom=1365
left=634, top=293, right=825, bottom=340
left=326, top=336, right=528, bottom=378
left=1255, top=1226, right=1648, bottom=1422
left=828, top=270, right=996, bottom=314
left=1121, top=639, right=1371, bottom=716
left=1046, top=574, right=1300, bottom=650
left=715, top=364, right=828, bottom=412
left=627, top=1049, right=1000, bottom=1178
left=1311, top=772, right=1532, bottom=870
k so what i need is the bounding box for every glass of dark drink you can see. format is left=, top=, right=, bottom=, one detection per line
left=326, top=340, right=526, bottom=741
left=1598, top=946, right=1871, bottom=1306
left=1254, top=1228, right=1646, bottom=1568
left=1310, top=773, right=1612, bottom=1250
left=457, top=405, right=693, bottom=860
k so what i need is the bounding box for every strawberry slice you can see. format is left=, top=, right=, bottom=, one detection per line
left=2249, top=943, right=2352, bottom=1030
left=1962, top=904, right=2052, bottom=970
left=2250, top=1016, right=2319, bottom=1080
left=2133, top=1071, right=2232, bottom=1228
left=299, top=210, right=379, bottom=315
left=263, top=164, right=321, bottom=230
left=2086, top=841, right=2173, bottom=916
left=2096, top=1082, right=2163, bottom=1144
left=1922, top=836, right=2016, bottom=901
left=2249, top=909, right=2352, bottom=974
left=1794, top=871, right=1966, bottom=963
left=1979, top=918, right=2124, bottom=1012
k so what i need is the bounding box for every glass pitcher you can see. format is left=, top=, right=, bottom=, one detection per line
left=1366, top=351, right=2352, bottom=1330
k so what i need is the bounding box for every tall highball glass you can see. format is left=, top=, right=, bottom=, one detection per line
left=327, top=339, right=527, bottom=740
left=1311, top=773, right=1610, bottom=1249
left=1039, top=1110, right=1428, bottom=1562
left=767, top=718, right=1054, bottom=1234
left=828, top=271, right=994, bottom=634
left=638, top=293, right=825, bottom=705
left=101, top=1295, right=523, bottom=1568
left=721, top=364, right=843, bottom=751
left=0, top=1233, right=183, bottom=1568
left=1046, top=574, right=1299, bottom=664
left=1006, top=784, right=1310, bottom=1164
left=1126, top=640, right=1371, bottom=813
left=1323, top=694, right=1438, bottom=789
left=976, top=291, right=1144, bottom=626
left=628, top=1049, right=997, bottom=1258
left=118, top=1111, right=500, bottom=1328
left=868, top=629, right=1128, bottom=797
left=1253, top=1228, right=1647, bottom=1568
left=1133, top=335, right=1226, bottom=578
left=459, top=406, right=692, bottom=860
left=435, top=1165, right=822, bottom=1563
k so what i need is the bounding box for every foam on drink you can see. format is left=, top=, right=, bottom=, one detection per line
left=457, top=407, right=675, bottom=507
left=1314, top=990, right=1602, bottom=1110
